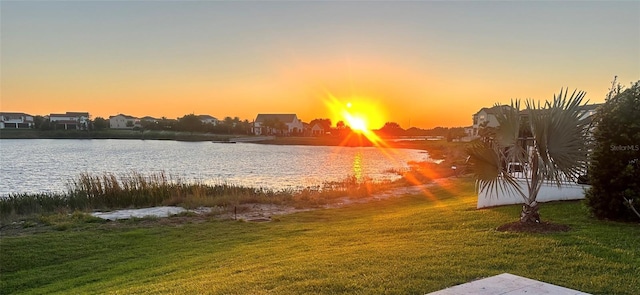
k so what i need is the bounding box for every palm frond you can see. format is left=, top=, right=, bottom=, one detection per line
left=527, top=88, right=589, bottom=185
left=467, top=138, right=526, bottom=200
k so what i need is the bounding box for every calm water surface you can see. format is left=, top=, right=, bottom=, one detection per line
left=0, top=139, right=430, bottom=195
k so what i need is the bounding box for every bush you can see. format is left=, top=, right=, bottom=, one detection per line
left=585, top=81, right=640, bottom=221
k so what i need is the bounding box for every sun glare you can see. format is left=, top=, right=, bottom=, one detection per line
left=323, top=93, right=388, bottom=147
left=348, top=116, right=367, bottom=133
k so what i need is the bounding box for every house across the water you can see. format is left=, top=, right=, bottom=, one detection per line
left=253, top=114, right=304, bottom=136
left=0, top=112, right=34, bottom=129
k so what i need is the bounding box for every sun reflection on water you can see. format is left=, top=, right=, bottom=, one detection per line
left=352, top=151, right=363, bottom=182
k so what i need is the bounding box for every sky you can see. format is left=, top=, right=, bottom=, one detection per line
left=1, top=1, right=639, bottom=129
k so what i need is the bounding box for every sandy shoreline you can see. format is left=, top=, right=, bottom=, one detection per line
left=91, top=181, right=441, bottom=222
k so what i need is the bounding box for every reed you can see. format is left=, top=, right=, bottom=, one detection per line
left=0, top=193, right=68, bottom=217
left=0, top=170, right=417, bottom=220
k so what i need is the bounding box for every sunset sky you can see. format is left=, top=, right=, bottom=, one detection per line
left=1, top=1, right=638, bottom=129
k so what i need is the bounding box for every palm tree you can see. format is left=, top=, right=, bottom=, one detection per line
left=467, top=89, right=591, bottom=223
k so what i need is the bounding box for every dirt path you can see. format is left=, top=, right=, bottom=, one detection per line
left=218, top=181, right=441, bottom=222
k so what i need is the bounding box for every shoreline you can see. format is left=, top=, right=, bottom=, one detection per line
left=0, top=129, right=469, bottom=156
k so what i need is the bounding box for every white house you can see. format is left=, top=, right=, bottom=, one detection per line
left=198, top=115, right=219, bottom=126
left=253, top=114, right=304, bottom=136
left=471, top=105, right=512, bottom=137
left=49, top=112, right=90, bottom=130
left=310, top=123, right=327, bottom=136
left=109, top=114, right=139, bottom=129
left=578, top=103, right=602, bottom=120
left=471, top=103, right=603, bottom=138
left=0, top=112, right=34, bottom=129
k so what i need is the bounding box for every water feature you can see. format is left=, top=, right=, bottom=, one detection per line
left=0, top=139, right=430, bottom=195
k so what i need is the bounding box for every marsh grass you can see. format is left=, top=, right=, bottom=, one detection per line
left=0, top=193, right=69, bottom=217
left=1, top=171, right=405, bottom=220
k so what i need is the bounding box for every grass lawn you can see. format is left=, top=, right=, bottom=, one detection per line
left=1, top=178, right=638, bottom=294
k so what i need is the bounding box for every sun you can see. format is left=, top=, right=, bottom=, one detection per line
left=344, top=102, right=367, bottom=132
left=347, top=116, right=368, bottom=133
left=323, top=93, right=388, bottom=146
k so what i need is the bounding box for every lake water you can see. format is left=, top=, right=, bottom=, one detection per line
left=0, top=139, right=430, bottom=196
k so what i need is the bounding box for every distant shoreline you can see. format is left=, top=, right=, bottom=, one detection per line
left=0, top=129, right=236, bottom=142
left=0, top=129, right=470, bottom=161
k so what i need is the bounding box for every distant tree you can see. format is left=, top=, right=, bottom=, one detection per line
left=260, top=118, right=276, bottom=135
left=230, top=117, right=244, bottom=134
left=140, top=120, right=159, bottom=131
left=586, top=80, right=640, bottom=221
left=310, top=118, right=332, bottom=130
left=333, top=121, right=353, bottom=137
left=177, top=114, right=204, bottom=132
left=446, top=127, right=466, bottom=142
left=378, top=122, right=405, bottom=136
left=33, top=115, right=51, bottom=130
left=219, top=116, right=234, bottom=134
left=158, top=117, right=176, bottom=130
left=274, top=119, right=288, bottom=135
left=256, top=118, right=287, bottom=135
left=424, top=127, right=449, bottom=137
left=92, top=117, right=108, bottom=130
left=237, top=119, right=252, bottom=134
left=405, top=127, right=427, bottom=136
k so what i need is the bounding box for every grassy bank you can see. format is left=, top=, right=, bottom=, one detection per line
left=1, top=178, right=638, bottom=294
left=0, top=171, right=405, bottom=220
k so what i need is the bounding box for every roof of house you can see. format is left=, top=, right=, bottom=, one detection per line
left=578, top=103, right=603, bottom=111
left=198, top=115, right=218, bottom=120
left=50, top=112, right=89, bottom=117
left=255, top=114, right=299, bottom=123
left=0, top=112, right=32, bottom=117
left=65, top=112, right=89, bottom=117
left=474, top=105, right=513, bottom=116
left=109, top=114, right=138, bottom=120
left=310, top=123, right=326, bottom=130
left=49, top=112, right=89, bottom=118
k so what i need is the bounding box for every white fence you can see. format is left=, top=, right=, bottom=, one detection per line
left=477, top=179, right=590, bottom=209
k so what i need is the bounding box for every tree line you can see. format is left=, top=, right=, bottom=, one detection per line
left=29, top=113, right=469, bottom=140
left=31, top=114, right=254, bottom=135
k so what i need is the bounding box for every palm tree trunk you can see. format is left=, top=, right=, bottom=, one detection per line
left=520, top=201, right=541, bottom=223
left=521, top=154, right=541, bottom=223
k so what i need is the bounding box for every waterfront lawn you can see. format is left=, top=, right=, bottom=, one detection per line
left=1, top=178, right=639, bottom=294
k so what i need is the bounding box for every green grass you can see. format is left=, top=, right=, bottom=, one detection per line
left=1, top=178, right=638, bottom=294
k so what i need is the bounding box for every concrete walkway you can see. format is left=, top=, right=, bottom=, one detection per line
left=426, top=273, right=590, bottom=295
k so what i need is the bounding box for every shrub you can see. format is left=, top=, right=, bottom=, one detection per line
left=585, top=80, right=640, bottom=221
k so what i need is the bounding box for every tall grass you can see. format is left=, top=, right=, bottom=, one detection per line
left=1, top=171, right=403, bottom=219
left=66, top=171, right=174, bottom=209
left=0, top=172, right=285, bottom=218
left=0, top=193, right=69, bottom=217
